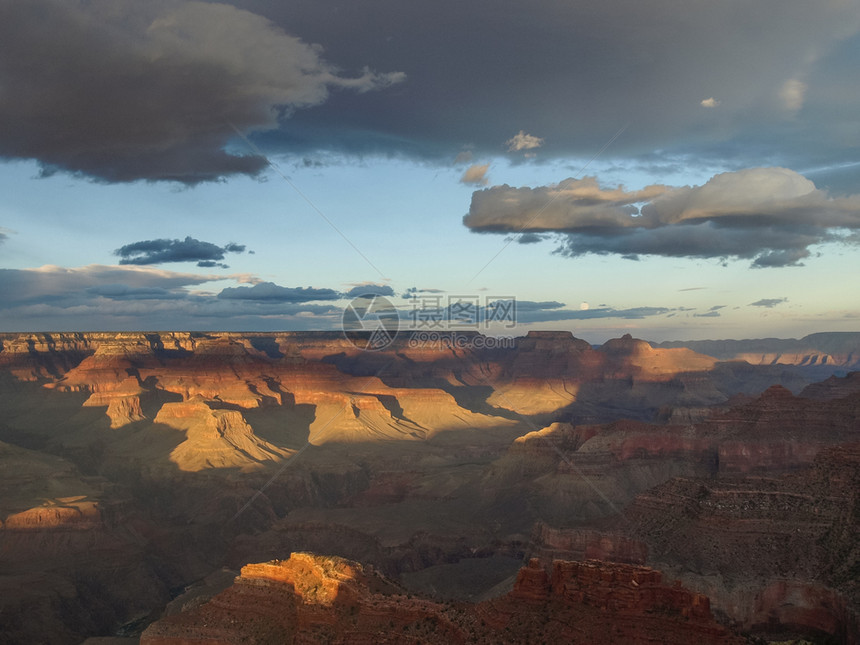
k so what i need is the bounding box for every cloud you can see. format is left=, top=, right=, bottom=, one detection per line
left=2, top=0, right=857, bottom=179
left=506, top=131, right=544, bottom=152
left=344, top=284, right=395, bottom=298
left=749, top=297, right=788, bottom=308
left=694, top=310, right=721, bottom=318
left=460, top=164, right=490, bottom=186
left=85, top=285, right=187, bottom=300
left=469, top=299, right=671, bottom=324
left=0, top=265, right=353, bottom=330
left=402, top=287, right=445, bottom=299
left=503, top=300, right=565, bottom=312
left=114, top=237, right=247, bottom=267
left=0, top=264, right=231, bottom=309
left=218, top=282, right=341, bottom=302
left=779, top=78, right=807, bottom=111
left=516, top=233, right=546, bottom=244
left=453, top=150, right=474, bottom=165
left=465, top=176, right=672, bottom=232
left=250, top=0, right=860, bottom=176
left=511, top=305, right=672, bottom=324
left=0, top=0, right=404, bottom=183
left=700, top=97, right=721, bottom=108
left=464, top=167, right=860, bottom=267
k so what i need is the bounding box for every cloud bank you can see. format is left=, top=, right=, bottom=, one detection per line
left=464, top=167, right=860, bottom=267
left=0, top=265, right=343, bottom=330
left=1, top=0, right=856, bottom=181
left=252, top=0, right=860, bottom=180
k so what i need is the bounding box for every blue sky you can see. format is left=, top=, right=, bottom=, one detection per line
left=1, top=0, right=859, bottom=343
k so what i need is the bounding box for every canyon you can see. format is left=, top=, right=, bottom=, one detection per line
left=0, top=330, right=857, bottom=643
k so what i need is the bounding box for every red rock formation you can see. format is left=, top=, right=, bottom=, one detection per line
left=141, top=552, right=467, bottom=644
left=529, top=522, right=648, bottom=564
left=154, top=398, right=293, bottom=472
left=141, top=553, right=744, bottom=644
left=626, top=443, right=860, bottom=643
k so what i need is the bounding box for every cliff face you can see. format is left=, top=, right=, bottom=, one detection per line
left=478, top=558, right=742, bottom=644
left=140, top=553, right=744, bottom=645
left=0, top=329, right=805, bottom=436
left=654, top=332, right=860, bottom=376
left=626, top=443, right=860, bottom=643
left=489, top=382, right=859, bottom=521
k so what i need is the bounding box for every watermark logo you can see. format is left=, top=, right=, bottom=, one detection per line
left=406, top=295, right=517, bottom=329
left=342, top=294, right=519, bottom=351
left=407, top=331, right=516, bottom=350
left=342, top=294, right=400, bottom=350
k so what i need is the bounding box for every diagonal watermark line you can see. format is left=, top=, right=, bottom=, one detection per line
left=469, top=368, right=628, bottom=521
left=226, top=440, right=315, bottom=524
left=467, top=121, right=631, bottom=286
left=227, top=122, right=388, bottom=281
left=225, top=355, right=399, bottom=525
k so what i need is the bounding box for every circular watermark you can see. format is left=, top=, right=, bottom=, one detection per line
left=342, top=294, right=400, bottom=350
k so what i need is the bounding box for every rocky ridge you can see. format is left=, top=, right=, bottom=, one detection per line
left=140, top=552, right=744, bottom=644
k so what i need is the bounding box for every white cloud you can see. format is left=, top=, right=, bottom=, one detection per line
left=506, top=131, right=544, bottom=152
left=700, top=97, right=721, bottom=108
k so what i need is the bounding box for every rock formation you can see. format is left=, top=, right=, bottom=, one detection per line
left=140, top=552, right=744, bottom=644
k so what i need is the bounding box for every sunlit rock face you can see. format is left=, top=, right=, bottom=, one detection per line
left=0, top=331, right=857, bottom=643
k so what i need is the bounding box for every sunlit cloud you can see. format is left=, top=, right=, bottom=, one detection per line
left=506, top=131, right=544, bottom=152
left=465, top=167, right=860, bottom=267
left=460, top=164, right=490, bottom=186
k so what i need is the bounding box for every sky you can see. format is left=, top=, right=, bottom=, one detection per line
left=1, top=0, right=860, bottom=343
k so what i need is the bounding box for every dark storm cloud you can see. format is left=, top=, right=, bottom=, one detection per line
left=241, top=0, right=860, bottom=170
left=344, top=284, right=396, bottom=298
left=750, top=298, right=788, bottom=308
left=217, top=282, right=341, bottom=302
left=114, top=237, right=247, bottom=267
left=2, top=1, right=856, bottom=181
left=465, top=168, right=860, bottom=267
left=0, top=0, right=404, bottom=183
